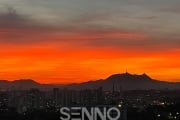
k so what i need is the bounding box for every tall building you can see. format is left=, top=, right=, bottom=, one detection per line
left=23, top=88, right=41, bottom=110
left=53, top=88, right=60, bottom=107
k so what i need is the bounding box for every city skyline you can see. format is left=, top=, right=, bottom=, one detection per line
left=0, top=0, right=180, bottom=83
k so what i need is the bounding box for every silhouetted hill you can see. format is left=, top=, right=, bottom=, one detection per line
left=66, top=73, right=180, bottom=90
left=0, top=79, right=52, bottom=90
left=0, top=73, right=180, bottom=91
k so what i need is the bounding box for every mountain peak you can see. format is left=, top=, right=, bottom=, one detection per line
left=0, top=79, right=43, bottom=90
left=66, top=72, right=180, bottom=90
left=13, top=79, right=39, bottom=84
left=106, top=72, right=152, bottom=82
left=141, top=73, right=151, bottom=79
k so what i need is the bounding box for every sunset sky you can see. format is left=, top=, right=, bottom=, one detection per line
left=0, top=0, right=180, bottom=83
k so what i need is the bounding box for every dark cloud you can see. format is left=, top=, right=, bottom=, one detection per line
left=0, top=7, right=34, bottom=29
left=0, top=7, right=59, bottom=44
left=0, top=7, right=132, bottom=44
left=0, top=7, right=179, bottom=52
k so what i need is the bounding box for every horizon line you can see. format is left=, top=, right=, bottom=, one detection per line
left=0, top=72, right=179, bottom=84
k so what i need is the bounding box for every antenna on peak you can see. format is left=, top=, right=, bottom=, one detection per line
left=125, top=68, right=128, bottom=74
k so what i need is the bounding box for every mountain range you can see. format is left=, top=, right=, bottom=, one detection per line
left=66, top=73, right=180, bottom=90
left=0, top=73, right=180, bottom=91
left=0, top=79, right=51, bottom=90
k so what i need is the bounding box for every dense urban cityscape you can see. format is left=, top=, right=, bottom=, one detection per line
left=0, top=86, right=179, bottom=120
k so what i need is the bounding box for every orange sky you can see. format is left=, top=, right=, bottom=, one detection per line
left=0, top=1, right=180, bottom=83
left=0, top=42, right=179, bottom=84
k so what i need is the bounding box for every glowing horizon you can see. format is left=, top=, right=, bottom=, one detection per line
left=0, top=0, right=180, bottom=83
